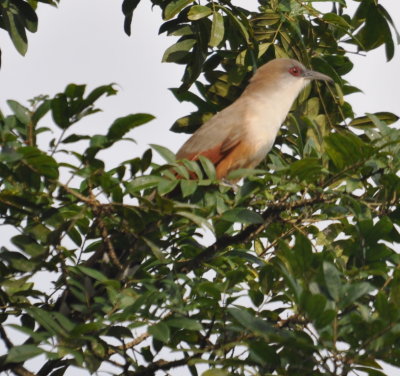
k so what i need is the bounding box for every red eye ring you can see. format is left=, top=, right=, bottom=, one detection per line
left=289, top=66, right=302, bottom=77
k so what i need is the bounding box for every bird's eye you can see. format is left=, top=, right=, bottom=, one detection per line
left=289, top=66, right=302, bottom=77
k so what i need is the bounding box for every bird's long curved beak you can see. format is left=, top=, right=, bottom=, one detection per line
left=302, top=69, right=333, bottom=82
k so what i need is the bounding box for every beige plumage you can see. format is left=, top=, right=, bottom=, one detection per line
left=176, top=58, right=332, bottom=179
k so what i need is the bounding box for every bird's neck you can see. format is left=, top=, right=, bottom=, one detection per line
left=241, top=78, right=307, bottom=129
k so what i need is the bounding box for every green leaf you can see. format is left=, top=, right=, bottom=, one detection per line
left=325, top=55, right=354, bottom=75
left=150, top=144, right=176, bottom=163
left=52, top=312, right=75, bottom=332
left=51, top=94, right=70, bottom=129
left=315, top=309, right=336, bottom=329
left=7, top=100, right=31, bottom=124
left=188, top=5, right=212, bottom=20
left=302, top=293, right=327, bottom=321
left=253, top=11, right=281, bottom=27
left=198, top=155, right=216, bottom=180
left=202, top=370, right=229, bottom=376
left=349, top=112, right=399, bottom=128
left=107, top=113, right=155, bottom=140
left=62, top=134, right=91, bottom=144
left=355, top=5, right=392, bottom=53
left=164, top=0, right=194, bottom=20
left=157, top=178, right=179, bottom=195
left=76, top=266, right=108, bottom=282
left=220, top=208, right=263, bottom=224
left=90, top=134, right=108, bottom=148
left=229, top=250, right=265, bottom=267
left=15, top=0, right=38, bottom=33
left=169, top=87, right=210, bottom=110
left=385, top=33, right=395, bottom=61
left=32, top=99, right=51, bottom=124
left=162, top=39, right=197, bottom=63
left=5, top=344, right=44, bottom=363
left=142, top=237, right=166, bottom=261
left=289, top=158, right=323, bottom=181
left=25, top=307, right=68, bottom=337
left=126, top=175, right=164, bottom=192
left=379, top=4, right=400, bottom=44
left=374, top=216, right=393, bottom=236
left=226, top=168, right=265, bottom=181
left=274, top=44, right=288, bottom=59
left=19, top=147, right=59, bottom=179
left=106, top=326, right=134, bottom=339
left=4, top=11, right=28, bottom=55
left=67, top=227, right=81, bottom=246
left=70, top=322, right=104, bottom=336
left=354, top=367, right=386, bottom=376
left=171, top=111, right=214, bottom=134
left=366, top=112, right=397, bottom=134
left=307, top=0, right=345, bottom=3
left=311, top=56, right=341, bottom=83
left=209, top=12, right=224, bottom=47
left=305, top=97, right=320, bottom=117
left=177, top=211, right=214, bottom=233
left=340, top=282, right=374, bottom=308
left=324, top=132, right=371, bottom=170
left=171, top=163, right=190, bottom=179
left=84, top=84, right=117, bottom=107
left=180, top=179, right=198, bottom=197
left=122, top=0, right=141, bottom=16
left=323, top=13, right=352, bottom=29
left=12, top=235, right=46, bottom=257
left=148, top=322, right=170, bottom=343
left=220, top=7, right=250, bottom=44
left=182, top=159, right=203, bottom=179
left=65, top=83, right=85, bottom=99
left=323, top=262, right=341, bottom=302
left=228, top=308, right=275, bottom=336
left=278, top=262, right=302, bottom=301
left=122, top=0, right=141, bottom=35
left=166, top=317, right=203, bottom=330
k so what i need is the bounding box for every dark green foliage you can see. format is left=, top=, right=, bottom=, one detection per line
left=0, top=0, right=59, bottom=62
left=0, top=1, right=400, bottom=376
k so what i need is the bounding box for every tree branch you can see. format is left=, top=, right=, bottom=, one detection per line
left=178, top=194, right=334, bottom=271
left=0, top=325, right=13, bottom=349
left=131, top=355, right=200, bottom=376
left=9, top=366, right=36, bottom=376
left=108, top=332, right=150, bottom=356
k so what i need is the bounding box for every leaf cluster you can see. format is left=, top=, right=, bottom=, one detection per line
left=0, top=0, right=58, bottom=62
left=0, top=1, right=400, bottom=376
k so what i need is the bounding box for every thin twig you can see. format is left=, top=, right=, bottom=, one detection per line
left=57, top=182, right=94, bottom=204
left=9, top=366, right=36, bottom=376
left=97, top=215, right=123, bottom=270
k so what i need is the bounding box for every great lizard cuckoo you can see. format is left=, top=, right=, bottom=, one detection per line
left=176, top=58, right=332, bottom=179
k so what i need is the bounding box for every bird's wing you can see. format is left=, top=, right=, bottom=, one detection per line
left=176, top=104, right=245, bottom=165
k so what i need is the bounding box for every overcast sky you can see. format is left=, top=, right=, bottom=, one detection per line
left=0, top=1, right=399, bottom=374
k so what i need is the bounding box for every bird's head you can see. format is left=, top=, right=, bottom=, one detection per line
left=249, top=58, right=333, bottom=92
left=284, top=59, right=333, bottom=82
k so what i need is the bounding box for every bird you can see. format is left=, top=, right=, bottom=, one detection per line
left=175, top=58, right=332, bottom=180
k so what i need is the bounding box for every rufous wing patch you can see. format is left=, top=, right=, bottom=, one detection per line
left=176, top=134, right=256, bottom=180
left=215, top=141, right=256, bottom=179
left=174, top=142, right=229, bottom=179
left=178, top=136, right=241, bottom=165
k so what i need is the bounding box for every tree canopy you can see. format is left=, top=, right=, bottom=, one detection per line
left=1, top=1, right=400, bottom=375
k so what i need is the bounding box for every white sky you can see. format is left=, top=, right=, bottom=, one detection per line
left=0, top=1, right=399, bottom=375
